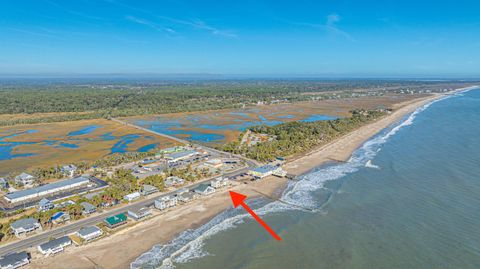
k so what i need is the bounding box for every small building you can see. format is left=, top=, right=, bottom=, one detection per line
left=104, top=213, right=127, bottom=229
left=248, top=165, right=282, bottom=179
left=80, top=202, right=97, bottom=215
left=55, top=200, right=75, bottom=209
left=194, top=183, right=215, bottom=196
left=0, top=251, right=30, bottom=269
left=165, top=150, right=199, bottom=163
left=210, top=177, right=229, bottom=189
left=14, top=173, right=35, bottom=187
left=154, top=196, right=177, bottom=210
left=141, top=184, right=159, bottom=196
left=177, top=191, right=196, bottom=203
left=124, top=192, right=141, bottom=202
left=51, top=211, right=70, bottom=225
left=37, top=236, right=71, bottom=256
left=127, top=207, right=152, bottom=220
left=0, top=177, right=8, bottom=189
left=10, top=218, right=42, bottom=237
left=38, top=198, right=54, bottom=212
left=76, top=226, right=103, bottom=242
left=164, top=176, right=185, bottom=188
left=204, top=158, right=223, bottom=168
left=61, top=164, right=77, bottom=178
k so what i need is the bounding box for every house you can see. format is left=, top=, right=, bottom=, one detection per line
left=51, top=211, right=70, bottom=225
left=177, top=191, right=196, bottom=203
left=76, top=226, right=103, bottom=242
left=61, top=164, right=77, bottom=178
left=104, top=213, right=127, bottom=229
left=37, top=236, right=71, bottom=256
left=55, top=200, right=75, bottom=209
left=127, top=207, right=152, bottom=220
left=154, top=196, right=177, bottom=210
left=0, top=178, right=8, bottom=189
left=14, top=173, right=35, bottom=187
left=141, top=184, right=158, bottom=196
left=194, top=183, right=215, bottom=196
left=10, top=218, right=42, bottom=237
left=210, top=177, right=228, bottom=189
left=204, top=158, right=223, bottom=168
left=248, top=165, right=282, bottom=179
left=38, top=198, right=54, bottom=212
left=164, top=176, right=185, bottom=188
left=0, top=251, right=30, bottom=269
left=124, top=192, right=141, bottom=202
left=80, top=202, right=97, bottom=215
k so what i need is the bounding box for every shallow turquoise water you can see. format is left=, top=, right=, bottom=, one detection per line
left=132, top=88, right=480, bottom=269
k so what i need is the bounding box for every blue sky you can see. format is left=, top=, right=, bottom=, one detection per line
left=1, top=0, right=480, bottom=77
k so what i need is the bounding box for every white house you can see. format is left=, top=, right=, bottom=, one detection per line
left=76, top=226, right=103, bottom=242
left=0, top=251, right=30, bottom=269
left=37, top=236, right=71, bottom=256
left=80, top=202, right=97, bottom=215
left=127, top=207, right=152, bottom=220
left=38, top=198, right=54, bottom=212
left=194, top=183, right=215, bottom=196
left=154, top=196, right=177, bottom=210
left=249, top=165, right=283, bottom=179
left=61, top=165, right=78, bottom=178
left=124, top=192, right=141, bottom=202
left=210, top=177, right=229, bottom=189
left=141, top=184, right=158, bottom=196
left=14, top=173, right=35, bottom=187
left=10, top=218, right=42, bottom=237
left=177, top=191, right=196, bottom=203
left=164, top=176, right=185, bottom=188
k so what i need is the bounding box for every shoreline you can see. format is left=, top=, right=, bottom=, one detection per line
left=27, top=87, right=475, bottom=269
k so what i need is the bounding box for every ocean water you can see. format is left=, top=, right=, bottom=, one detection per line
left=132, top=88, right=480, bottom=269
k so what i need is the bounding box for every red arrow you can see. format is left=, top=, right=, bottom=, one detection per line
left=229, top=191, right=282, bottom=241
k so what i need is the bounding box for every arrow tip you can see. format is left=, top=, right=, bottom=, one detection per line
left=229, top=191, right=247, bottom=208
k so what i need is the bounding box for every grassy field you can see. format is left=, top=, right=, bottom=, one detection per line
left=125, top=94, right=423, bottom=146
left=0, top=119, right=179, bottom=175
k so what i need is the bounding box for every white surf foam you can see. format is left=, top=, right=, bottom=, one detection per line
left=130, top=89, right=472, bottom=269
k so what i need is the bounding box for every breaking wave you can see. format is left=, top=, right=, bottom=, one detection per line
left=131, top=89, right=474, bottom=269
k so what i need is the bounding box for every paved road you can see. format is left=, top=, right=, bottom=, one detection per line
left=0, top=166, right=250, bottom=257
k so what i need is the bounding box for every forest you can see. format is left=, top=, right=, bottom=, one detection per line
left=222, top=109, right=389, bottom=161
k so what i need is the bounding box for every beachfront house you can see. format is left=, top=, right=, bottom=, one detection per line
left=249, top=165, right=283, bottom=179
left=51, top=211, right=70, bottom=225
left=10, top=218, right=42, bottom=238
left=61, top=164, right=78, bottom=178
left=14, top=173, right=36, bottom=187
left=104, top=213, right=127, bottom=229
left=141, top=184, right=159, bottom=196
left=76, top=226, right=103, bottom=242
left=37, top=236, right=71, bottom=256
left=124, top=192, right=141, bottom=202
left=164, top=176, right=185, bottom=188
left=0, top=251, right=30, bottom=269
left=194, top=183, right=215, bottom=196
left=80, top=202, right=97, bottom=215
left=38, top=198, right=54, bottom=212
left=177, top=191, right=196, bottom=203
left=127, top=207, right=152, bottom=221
left=154, top=196, right=177, bottom=210
left=210, top=177, right=229, bottom=189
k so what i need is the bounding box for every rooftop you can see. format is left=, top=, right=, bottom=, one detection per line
left=252, top=165, right=278, bottom=174
left=39, top=236, right=71, bottom=251
left=166, top=150, right=198, bottom=160
left=77, top=226, right=101, bottom=237
left=11, top=218, right=39, bottom=230
left=105, top=213, right=127, bottom=225
left=0, top=251, right=29, bottom=267
left=5, top=176, right=91, bottom=201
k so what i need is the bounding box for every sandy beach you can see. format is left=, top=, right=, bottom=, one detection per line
left=26, top=90, right=462, bottom=269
